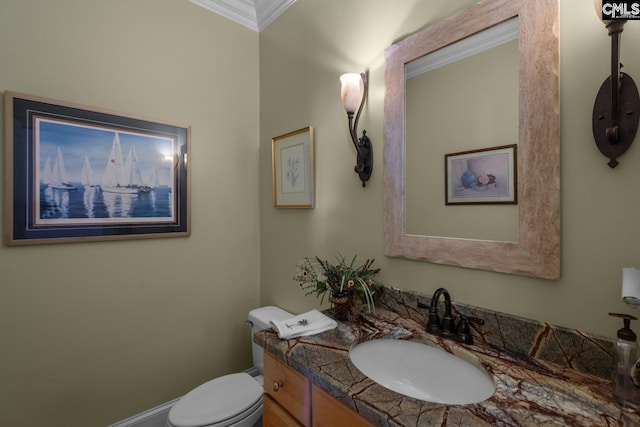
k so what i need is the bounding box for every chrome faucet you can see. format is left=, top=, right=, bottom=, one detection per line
left=418, top=287, right=484, bottom=345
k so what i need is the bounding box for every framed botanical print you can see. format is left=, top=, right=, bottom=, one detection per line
left=271, top=126, right=315, bottom=208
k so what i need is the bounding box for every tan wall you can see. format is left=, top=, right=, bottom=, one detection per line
left=0, top=1, right=260, bottom=426
left=260, top=0, right=640, bottom=338
left=405, top=39, right=519, bottom=240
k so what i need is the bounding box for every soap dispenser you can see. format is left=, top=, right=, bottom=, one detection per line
left=609, top=313, right=640, bottom=412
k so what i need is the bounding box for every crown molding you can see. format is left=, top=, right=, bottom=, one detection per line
left=189, top=0, right=296, bottom=32
left=405, top=17, right=519, bottom=79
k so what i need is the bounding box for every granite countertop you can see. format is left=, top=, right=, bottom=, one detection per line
left=254, top=308, right=640, bottom=426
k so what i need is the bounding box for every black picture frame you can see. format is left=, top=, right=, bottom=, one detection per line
left=4, top=91, right=191, bottom=245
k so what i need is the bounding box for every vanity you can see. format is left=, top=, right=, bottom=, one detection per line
left=255, top=288, right=640, bottom=426
left=262, top=351, right=373, bottom=426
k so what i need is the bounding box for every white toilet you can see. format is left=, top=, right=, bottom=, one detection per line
left=167, top=306, right=293, bottom=427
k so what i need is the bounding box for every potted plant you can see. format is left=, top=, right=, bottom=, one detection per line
left=293, top=253, right=383, bottom=320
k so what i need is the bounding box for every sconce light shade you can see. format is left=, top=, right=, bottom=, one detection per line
left=340, top=72, right=373, bottom=187
left=592, top=0, right=640, bottom=168
left=593, top=0, right=612, bottom=24
left=340, top=73, right=365, bottom=113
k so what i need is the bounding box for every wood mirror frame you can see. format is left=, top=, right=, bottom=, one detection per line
left=383, top=0, right=560, bottom=279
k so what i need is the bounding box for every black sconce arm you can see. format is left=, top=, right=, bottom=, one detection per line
left=592, top=20, right=640, bottom=168
left=607, top=21, right=623, bottom=143
left=346, top=72, right=373, bottom=187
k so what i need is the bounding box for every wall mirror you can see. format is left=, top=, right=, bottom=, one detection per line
left=384, top=0, right=560, bottom=279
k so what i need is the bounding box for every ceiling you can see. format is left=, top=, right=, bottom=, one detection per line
left=189, top=0, right=296, bottom=32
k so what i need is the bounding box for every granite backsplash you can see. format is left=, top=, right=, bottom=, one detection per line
left=377, top=287, right=614, bottom=380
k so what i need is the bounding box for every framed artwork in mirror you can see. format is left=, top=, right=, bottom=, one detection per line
left=4, top=91, right=191, bottom=245
left=271, top=126, right=315, bottom=208
left=445, top=144, right=517, bottom=205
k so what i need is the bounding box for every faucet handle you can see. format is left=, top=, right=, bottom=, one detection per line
left=442, top=314, right=456, bottom=336
left=427, top=313, right=442, bottom=334
left=463, top=315, right=485, bottom=326
left=456, top=315, right=484, bottom=344
left=418, top=301, right=442, bottom=334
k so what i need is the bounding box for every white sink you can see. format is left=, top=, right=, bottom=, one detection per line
left=349, top=339, right=495, bottom=405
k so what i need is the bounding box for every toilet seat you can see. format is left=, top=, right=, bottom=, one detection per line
left=168, top=373, right=263, bottom=427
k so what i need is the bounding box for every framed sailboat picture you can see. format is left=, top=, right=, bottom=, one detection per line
left=4, top=92, right=191, bottom=245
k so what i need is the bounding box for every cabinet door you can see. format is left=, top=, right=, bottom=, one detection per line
left=312, top=384, right=375, bottom=427
left=263, top=352, right=311, bottom=426
left=263, top=394, right=304, bottom=427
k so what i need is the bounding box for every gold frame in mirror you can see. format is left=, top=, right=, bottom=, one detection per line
left=383, top=0, right=560, bottom=279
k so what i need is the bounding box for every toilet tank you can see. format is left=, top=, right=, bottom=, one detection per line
left=248, top=306, right=292, bottom=373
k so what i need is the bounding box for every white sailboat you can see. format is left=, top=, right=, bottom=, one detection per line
left=50, top=147, right=76, bottom=191
left=146, top=162, right=159, bottom=190
left=41, top=156, right=52, bottom=185
left=123, top=146, right=151, bottom=193
left=81, top=153, right=98, bottom=188
left=101, top=133, right=137, bottom=194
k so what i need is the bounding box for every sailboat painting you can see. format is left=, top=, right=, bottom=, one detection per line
left=33, top=118, right=178, bottom=225
left=6, top=91, right=190, bottom=245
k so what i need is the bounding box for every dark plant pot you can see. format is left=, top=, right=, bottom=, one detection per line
left=330, top=292, right=352, bottom=321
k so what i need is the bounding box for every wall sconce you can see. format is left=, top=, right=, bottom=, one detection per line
left=340, top=72, right=373, bottom=187
left=592, top=0, right=640, bottom=168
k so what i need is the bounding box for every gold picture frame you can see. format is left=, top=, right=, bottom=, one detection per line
left=271, top=126, right=314, bottom=208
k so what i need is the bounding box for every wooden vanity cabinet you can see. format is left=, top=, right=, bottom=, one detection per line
left=263, top=351, right=374, bottom=427
left=263, top=351, right=311, bottom=426
left=263, top=394, right=304, bottom=427
left=311, top=383, right=374, bottom=427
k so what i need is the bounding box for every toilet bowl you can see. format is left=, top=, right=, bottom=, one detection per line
left=167, top=306, right=292, bottom=427
left=167, top=373, right=263, bottom=427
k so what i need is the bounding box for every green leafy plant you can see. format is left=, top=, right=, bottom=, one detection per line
left=293, top=253, right=383, bottom=312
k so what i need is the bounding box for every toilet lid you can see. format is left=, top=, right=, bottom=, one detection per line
left=168, top=373, right=263, bottom=427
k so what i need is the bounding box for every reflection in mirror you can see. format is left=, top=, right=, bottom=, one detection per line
left=405, top=18, right=519, bottom=241
left=384, top=0, right=560, bottom=279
